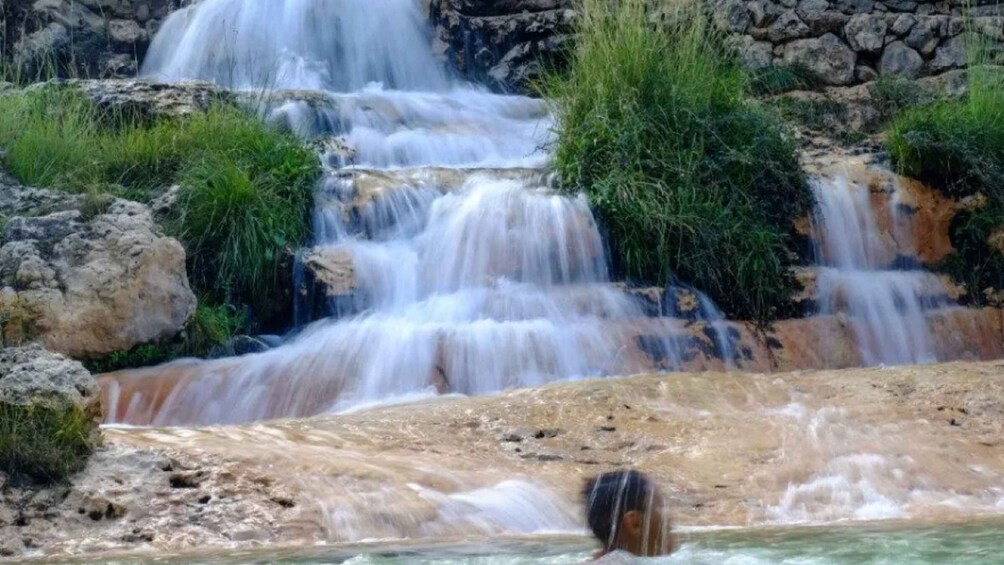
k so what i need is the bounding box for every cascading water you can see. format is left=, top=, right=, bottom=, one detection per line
left=104, top=0, right=739, bottom=427
left=810, top=175, right=953, bottom=366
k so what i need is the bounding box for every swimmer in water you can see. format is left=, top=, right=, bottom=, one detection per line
left=583, top=470, right=675, bottom=559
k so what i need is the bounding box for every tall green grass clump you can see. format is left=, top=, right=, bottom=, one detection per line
left=0, top=87, right=319, bottom=326
left=543, top=0, right=808, bottom=321
left=886, top=31, right=1004, bottom=302
left=0, top=403, right=95, bottom=483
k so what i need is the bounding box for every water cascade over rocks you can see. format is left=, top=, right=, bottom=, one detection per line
left=99, top=0, right=1004, bottom=427
left=810, top=173, right=969, bottom=366
left=103, top=0, right=738, bottom=426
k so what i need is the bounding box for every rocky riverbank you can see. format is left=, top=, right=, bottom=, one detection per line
left=4, top=361, right=1004, bottom=559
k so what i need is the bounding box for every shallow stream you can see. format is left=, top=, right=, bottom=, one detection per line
left=31, top=520, right=1004, bottom=564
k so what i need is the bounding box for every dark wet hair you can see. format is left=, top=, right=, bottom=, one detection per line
left=582, top=470, right=655, bottom=548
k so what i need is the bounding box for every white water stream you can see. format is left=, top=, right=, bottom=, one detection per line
left=811, top=176, right=951, bottom=366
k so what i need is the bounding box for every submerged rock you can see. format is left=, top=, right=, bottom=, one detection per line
left=0, top=182, right=196, bottom=358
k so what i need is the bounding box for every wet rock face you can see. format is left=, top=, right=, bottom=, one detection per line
left=0, top=182, right=196, bottom=358
left=428, top=0, right=576, bottom=92
left=1, top=0, right=192, bottom=80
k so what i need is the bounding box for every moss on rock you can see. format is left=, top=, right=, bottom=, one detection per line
left=0, top=346, right=101, bottom=484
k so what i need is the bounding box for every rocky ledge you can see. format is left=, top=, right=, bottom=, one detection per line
left=0, top=179, right=195, bottom=358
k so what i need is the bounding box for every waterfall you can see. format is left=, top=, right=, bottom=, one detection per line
left=103, top=0, right=744, bottom=426
left=810, top=175, right=950, bottom=366
left=142, top=0, right=449, bottom=92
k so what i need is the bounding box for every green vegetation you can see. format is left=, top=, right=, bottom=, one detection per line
left=84, top=302, right=247, bottom=373
left=0, top=86, right=320, bottom=329
left=543, top=0, right=808, bottom=321
left=0, top=403, right=95, bottom=483
left=870, top=75, right=930, bottom=123
left=750, top=64, right=821, bottom=97
left=886, top=33, right=1004, bottom=303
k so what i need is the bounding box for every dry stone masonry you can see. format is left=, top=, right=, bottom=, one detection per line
left=725, top=0, right=1004, bottom=85
left=428, top=0, right=1004, bottom=91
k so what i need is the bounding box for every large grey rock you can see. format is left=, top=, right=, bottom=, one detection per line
left=0, top=183, right=196, bottom=358
left=0, top=345, right=98, bottom=414
left=890, top=14, right=918, bottom=35
left=930, top=34, right=967, bottom=71
left=883, top=0, right=919, bottom=11
left=784, top=33, right=858, bottom=85
left=880, top=41, right=924, bottom=77
left=905, top=18, right=940, bottom=55
left=801, top=10, right=851, bottom=34
left=729, top=35, right=775, bottom=69
left=60, top=79, right=234, bottom=118
left=835, top=0, right=875, bottom=13
left=769, top=10, right=811, bottom=42
left=845, top=14, right=888, bottom=51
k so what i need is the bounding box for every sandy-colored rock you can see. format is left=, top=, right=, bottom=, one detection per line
left=0, top=184, right=196, bottom=358
left=11, top=361, right=1004, bottom=559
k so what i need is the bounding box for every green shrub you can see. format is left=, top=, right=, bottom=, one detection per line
left=0, top=403, right=94, bottom=483
left=0, top=87, right=319, bottom=328
left=542, top=0, right=808, bottom=321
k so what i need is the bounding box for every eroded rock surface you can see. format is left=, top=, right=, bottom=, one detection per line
left=0, top=182, right=196, bottom=358
left=9, top=361, right=1004, bottom=559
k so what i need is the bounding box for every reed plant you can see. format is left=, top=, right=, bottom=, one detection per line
left=542, top=0, right=808, bottom=321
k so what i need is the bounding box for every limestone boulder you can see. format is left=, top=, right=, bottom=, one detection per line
left=0, top=182, right=196, bottom=358
left=26, top=79, right=235, bottom=119
left=783, top=33, right=858, bottom=85
left=768, top=10, right=811, bottom=42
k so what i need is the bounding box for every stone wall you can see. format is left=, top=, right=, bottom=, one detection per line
left=429, top=0, right=1004, bottom=91
left=427, top=0, right=576, bottom=93
left=725, top=0, right=1004, bottom=85
left=1, top=0, right=189, bottom=80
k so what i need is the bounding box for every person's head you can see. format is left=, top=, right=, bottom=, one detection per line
left=582, top=470, right=673, bottom=557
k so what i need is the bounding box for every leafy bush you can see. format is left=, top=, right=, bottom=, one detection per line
left=543, top=0, right=808, bottom=321
left=0, top=87, right=319, bottom=328
left=0, top=403, right=94, bottom=483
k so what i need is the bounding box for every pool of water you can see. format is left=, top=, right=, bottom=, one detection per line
left=27, top=519, right=1004, bottom=564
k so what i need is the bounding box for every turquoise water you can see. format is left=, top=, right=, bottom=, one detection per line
left=32, top=520, right=1004, bottom=564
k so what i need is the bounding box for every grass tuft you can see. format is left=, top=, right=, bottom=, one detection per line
left=0, top=403, right=95, bottom=483
left=542, top=0, right=808, bottom=321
